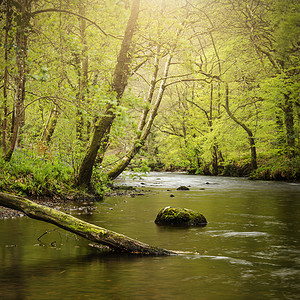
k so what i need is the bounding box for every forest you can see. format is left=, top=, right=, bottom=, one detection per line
left=0, top=0, right=300, bottom=197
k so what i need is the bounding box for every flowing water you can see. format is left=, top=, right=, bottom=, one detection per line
left=1, top=172, right=300, bottom=299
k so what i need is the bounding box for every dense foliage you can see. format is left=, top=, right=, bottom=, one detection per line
left=0, top=0, right=299, bottom=195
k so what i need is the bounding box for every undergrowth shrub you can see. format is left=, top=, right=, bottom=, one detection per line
left=251, top=156, right=300, bottom=181
left=0, top=148, right=74, bottom=196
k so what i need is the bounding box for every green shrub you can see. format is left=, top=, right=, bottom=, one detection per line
left=0, top=148, right=74, bottom=196
left=251, top=157, right=300, bottom=181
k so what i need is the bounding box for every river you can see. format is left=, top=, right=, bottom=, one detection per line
left=1, top=172, right=300, bottom=299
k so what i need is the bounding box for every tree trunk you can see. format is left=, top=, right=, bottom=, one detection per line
left=76, top=2, right=89, bottom=141
left=0, top=192, right=175, bottom=256
left=224, top=84, right=258, bottom=170
left=40, top=105, right=59, bottom=145
left=4, top=0, right=30, bottom=161
left=1, top=0, right=11, bottom=155
left=212, top=145, right=218, bottom=176
left=77, top=0, right=140, bottom=188
left=106, top=18, right=187, bottom=181
left=210, top=83, right=218, bottom=176
left=283, top=93, right=295, bottom=157
left=107, top=53, right=173, bottom=180
left=246, top=11, right=296, bottom=159
left=137, top=44, right=161, bottom=132
left=78, top=110, right=115, bottom=187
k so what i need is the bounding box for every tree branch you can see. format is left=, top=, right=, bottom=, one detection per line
left=31, top=8, right=122, bottom=39
left=186, top=99, right=210, bottom=121
left=165, top=77, right=212, bottom=87
left=153, top=124, right=184, bottom=137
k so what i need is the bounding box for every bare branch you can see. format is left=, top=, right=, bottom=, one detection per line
left=153, top=124, right=184, bottom=137
left=165, top=77, right=213, bottom=88
left=186, top=99, right=210, bottom=121
left=31, top=8, right=122, bottom=39
left=232, top=98, right=263, bottom=114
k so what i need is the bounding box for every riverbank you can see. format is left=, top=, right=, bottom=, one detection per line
left=0, top=196, right=63, bottom=219
left=153, top=156, right=300, bottom=182
left=0, top=186, right=148, bottom=219
left=1, top=151, right=299, bottom=218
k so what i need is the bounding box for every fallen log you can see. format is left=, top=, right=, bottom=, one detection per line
left=0, top=192, right=176, bottom=255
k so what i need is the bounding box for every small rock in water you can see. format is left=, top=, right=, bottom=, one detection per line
left=177, top=186, right=190, bottom=191
left=170, top=194, right=175, bottom=197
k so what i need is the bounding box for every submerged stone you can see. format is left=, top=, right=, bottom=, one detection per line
left=155, top=206, right=207, bottom=226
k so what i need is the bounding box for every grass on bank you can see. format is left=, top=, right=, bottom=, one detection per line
left=250, top=156, right=300, bottom=181
left=0, top=148, right=108, bottom=199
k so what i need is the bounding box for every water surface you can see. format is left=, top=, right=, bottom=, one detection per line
left=1, top=173, right=300, bottom=299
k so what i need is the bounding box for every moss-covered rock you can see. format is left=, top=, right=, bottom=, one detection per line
left=155, top=206, right=207, bottom=226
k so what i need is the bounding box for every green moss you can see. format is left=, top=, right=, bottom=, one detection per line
left=155, top=206, right=207, bottom=226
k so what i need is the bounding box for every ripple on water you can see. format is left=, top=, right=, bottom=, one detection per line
left=221, top=231, right=269, bottom=238
left=227, top=213, right=274, bottom=219
left=202, top=230, right=269, bottom=238
left=271, top=268, right=300, bottom=279
left=185, top=254, right=253, bottom=266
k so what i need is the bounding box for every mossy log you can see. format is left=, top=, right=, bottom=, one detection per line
left=0, top=192, right=175, bottom=255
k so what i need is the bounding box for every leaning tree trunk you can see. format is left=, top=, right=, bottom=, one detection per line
left=106, top=19, right=186, bottom=180
left=40, top=105, right=59, bottom=145
left=107, top=53, right=173, bottom=180
left=224, top=84, right=258, bottom=170
left=77, top=0, right=140, bottom=188
left=0, top=192, right=175, bottom=255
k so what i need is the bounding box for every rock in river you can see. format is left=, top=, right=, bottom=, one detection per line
left=177, top=186, right=190, bottom=190
left=155, top=206, right=207, bottom=226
